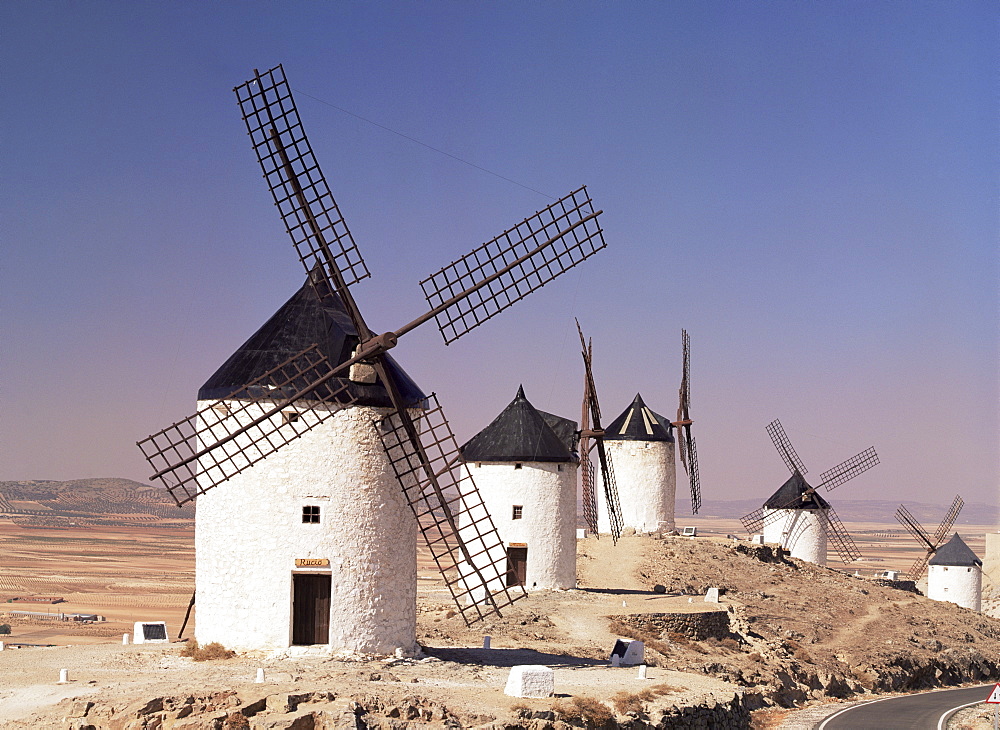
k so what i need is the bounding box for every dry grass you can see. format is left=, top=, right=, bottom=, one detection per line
left=552, top=696, right=615, bottom=726
left=180, top=640, right=235, bottom=661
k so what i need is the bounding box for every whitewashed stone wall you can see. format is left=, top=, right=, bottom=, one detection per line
left=194, top=400, right=418, bottom=655
left=596, top=440, right=675, bottom=534
left=458, top=461, right=577, bottom=597
left=928, top=564, right=982, bottom=611
left=761, top=508, right=827, bottom=565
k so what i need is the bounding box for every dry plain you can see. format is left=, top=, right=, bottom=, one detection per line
left=2, top=484, right=999, bottom=728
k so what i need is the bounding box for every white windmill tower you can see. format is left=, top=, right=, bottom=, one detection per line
left=138, top=65, right=610, bottom=654
left=928, top=534, right=982, bottom=611
left=742, top=419, right=878, bottom=566
left=597, top=394, right=676, bottom=534
left=459, top=386, right=579, bottom=591
left=576, top=328, right=703, bottom=539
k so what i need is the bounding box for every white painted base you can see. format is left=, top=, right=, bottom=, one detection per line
left=762, top=508, right=827, bottom=565
left=597, top=440, right=676, bottom=534
left=505, top=665, right=555, bottom=698
left=195, top=402, right=418, bottom=655
left=928, top=564, right=982, bottom=611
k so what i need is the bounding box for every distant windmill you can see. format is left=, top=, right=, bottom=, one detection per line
left=576, top=320, right=624, bottom=542
left=580, top=328, right=702, bottom=535
left=741, top=419, right=879, bottom=565
left=895, top=496, right=965, bottom=579
left=137, top=65, right=609, bottom=652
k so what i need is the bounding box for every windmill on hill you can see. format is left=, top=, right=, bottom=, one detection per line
left=576, top=327, right=702, bottom=537
left=895, top=496, right=965, bottom=579
left=137, top=65, right=609, bottom=653
left=741, top=419, right=879, bottom=566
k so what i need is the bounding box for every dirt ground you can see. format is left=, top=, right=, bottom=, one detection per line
left=1, top=511, right=998, bottom=728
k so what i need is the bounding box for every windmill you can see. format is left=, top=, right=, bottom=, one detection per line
left=894, top=495, right=964, bottom=579
left=741, top=419, right=879, bottom=565
left=137, top=65, right=609, bottom=649
left=576, top=320, right=624, bottom=542
left=578, top=328, right=700, bottom=535
left=671, top=329, right=702, bottom=514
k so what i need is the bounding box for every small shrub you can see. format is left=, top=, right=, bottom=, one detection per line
left=553, top=696, right=614, bottom=725
left=180, top=640, right=235, bottom=661
left=611, top=691, right=645, bottom=714
left=0, top=624, right=10, bottom=635
left=223, top=712, right=250, bottom=729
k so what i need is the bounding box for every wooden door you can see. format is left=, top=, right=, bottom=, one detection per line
left=506, top=547, right=528, bottom=587
left=292, top=573, right=331, bottom=645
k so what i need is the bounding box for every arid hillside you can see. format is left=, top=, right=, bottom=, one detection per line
left=0, top=479, right=193, bottom=528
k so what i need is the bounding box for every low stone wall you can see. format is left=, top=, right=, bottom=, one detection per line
left=647, top=692, right=751, bottom=728
left=611, top=609, right=731, bottom=641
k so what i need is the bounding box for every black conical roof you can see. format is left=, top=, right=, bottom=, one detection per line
left=604, top=393, right=674, bottom=442
left=764, top=472, right=830, bottom=510
left=929, top=533, right=982, bottom=567
left=460, top=386, right=576, bottom=463
left=198, top=277, right=425, bottom=408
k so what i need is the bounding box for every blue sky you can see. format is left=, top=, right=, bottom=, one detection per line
left=2, top=1, right=996, bottom=510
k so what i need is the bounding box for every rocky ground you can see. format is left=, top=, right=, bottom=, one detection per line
left=3, top=533, right=999, bottom=728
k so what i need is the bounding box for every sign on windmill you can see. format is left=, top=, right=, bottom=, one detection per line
left=137, top=64, right=610, bottom=655
left=741, top=419, right=879, bottom=566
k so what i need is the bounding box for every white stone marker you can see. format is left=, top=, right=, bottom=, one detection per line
left=0, top=641, right=5, bottom=651
left=638, top=664, right=648, bottom=679
left=483, top=635, right=491, bottom=649
left=504, top=665, right=554, bottom=698
left=58, top=669, right=69, bottom=684
left=122, top=633, right=130, bottom=645
left=620, top=641, right=645, bottom=666
left=255, top=668, right=265, bottom=683
left=705, top=587, right=720, bottom=603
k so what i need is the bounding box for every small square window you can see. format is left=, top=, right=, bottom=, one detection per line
left=211, top=403, right=231, bottom=416
left=514, top=463, right=522, bottom=470
left=302, top=505, right=320, bottom=524
left=512, top=505, right=523, bottom=520
left=282, top=411, right=300, bottom=426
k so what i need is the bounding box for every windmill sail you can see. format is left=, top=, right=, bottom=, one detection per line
left=895, top=496, right=964, bottom=579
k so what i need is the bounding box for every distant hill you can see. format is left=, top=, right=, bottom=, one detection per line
left=0, top=478, right=194, bottom=529
left=677, top=498, right=999, bottom=526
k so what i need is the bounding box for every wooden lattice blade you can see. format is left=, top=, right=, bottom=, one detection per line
left=933, top=495, right=964, bottom=546
left=595, top=438, right=623, bottom=543
left=907, top=551, right=932, bottom=580
left=894, top=505, right=935, bottom=551
left=686, top=431, right=702, bottom=514
left=423, top=188, right=606, bottom=344
left=766, top=419, right=808, bottom=476
left=580, top=444, right=599, bottom=535
left=375, top=393, right=524, bottom=625
left=822, top=506, right=861, bottom=563
left=741, top=507, right=766, bottom=534
left=817, top=447, right=879, bottom=492
left=137, top=345, right=355, bottom=506
left=234, top=65, right=370, bottom=294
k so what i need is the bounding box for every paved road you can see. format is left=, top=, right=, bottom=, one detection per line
left=817, top=684, right=994, bottom=729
